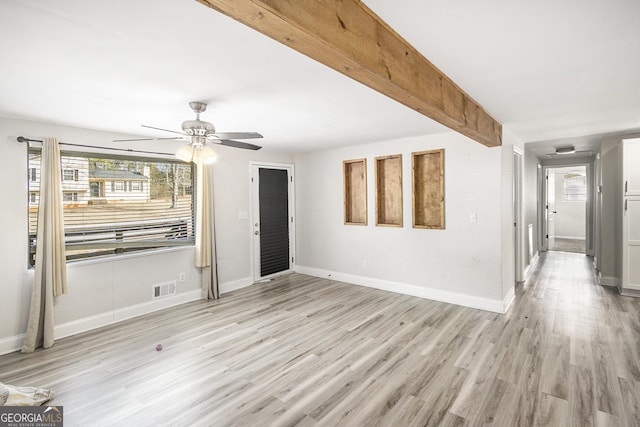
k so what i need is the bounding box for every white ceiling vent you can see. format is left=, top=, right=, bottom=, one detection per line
left=153, top=281, right=177, bottom=299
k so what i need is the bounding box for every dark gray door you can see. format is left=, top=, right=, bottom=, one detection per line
left=258, top=168, right=290, bottom=277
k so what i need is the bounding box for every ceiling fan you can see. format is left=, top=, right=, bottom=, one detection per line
left=114, top=101, right=263, bottom=162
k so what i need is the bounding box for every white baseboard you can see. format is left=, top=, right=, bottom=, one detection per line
left=598, top=273, right=619, bottom=287
left=219, top=277, right=253, bottom=294
left=502, top=287, right=516, bottom=313
left=524, top=252, right=540, bottom=280
left=295, top=266, right=509, bottom=314
left=0, top=334, right=26, bottom=356
left=623, top=283, right=640, bottom=291
left=554, top=236, right=586, bottom=240
left=0, top=290, right=201, bottom=356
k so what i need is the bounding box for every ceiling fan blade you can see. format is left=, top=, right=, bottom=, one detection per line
left=217, top=139, right=262, bottom=150
left=113, top=137, right=184, bottom=142
left=141, top=124, right=185, bottom=135
left=209, top=132, right=263, bottom=140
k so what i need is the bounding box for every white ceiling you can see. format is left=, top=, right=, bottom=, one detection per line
left=1, top=0, right=639, bottom=155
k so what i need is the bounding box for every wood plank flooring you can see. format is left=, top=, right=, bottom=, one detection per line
left=1, top=251, right=639, bottom=426
left=550, top=238, right=585, bottom=254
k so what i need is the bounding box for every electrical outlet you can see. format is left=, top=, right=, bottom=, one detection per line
left=179, top=272, right=186, bottom=282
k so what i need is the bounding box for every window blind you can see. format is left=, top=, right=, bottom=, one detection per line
left=28, top=147, right=195, bottom=265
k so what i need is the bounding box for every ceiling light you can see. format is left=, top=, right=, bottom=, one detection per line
left=176, top=143, right=217, bottom=164
left=555, top=146, right=576, bottom=154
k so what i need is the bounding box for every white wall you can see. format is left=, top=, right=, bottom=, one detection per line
left=552, top=168, right=586, bottom=240
left=0, top=117, right=292, bottom=353
left=294, top=131, right=511, bottom=312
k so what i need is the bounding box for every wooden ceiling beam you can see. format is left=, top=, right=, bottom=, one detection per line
left=196, top=0, right=502, bottom=147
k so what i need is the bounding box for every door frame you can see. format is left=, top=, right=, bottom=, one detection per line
left=513, top=147, right=524, bottom=282
left=249, top=161, right=295, bottom=282
left=540, top=160, right=594, bottom=255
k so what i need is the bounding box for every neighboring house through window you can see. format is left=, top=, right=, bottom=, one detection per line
left=27, top=146, right=195, bottom=266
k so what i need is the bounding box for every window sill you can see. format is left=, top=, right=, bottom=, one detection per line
left=27, top=245, right=195, bottom=271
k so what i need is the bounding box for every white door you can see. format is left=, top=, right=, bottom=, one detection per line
left=624, top=138, right=640, bottom=196
left=623, top=138, right=640, bottom=292
left=250, top=163, right=295, bottom=281
left=546, top=170, right=556, bottom=250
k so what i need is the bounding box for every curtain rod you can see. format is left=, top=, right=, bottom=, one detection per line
left=16, top=136, right=176, bottom=157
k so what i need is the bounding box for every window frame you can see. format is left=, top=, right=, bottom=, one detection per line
left=62, top=192, right=78, bottom=202
left=62, top=168, right=78, bottom=182
left=27, top=147, right=196, bottom=267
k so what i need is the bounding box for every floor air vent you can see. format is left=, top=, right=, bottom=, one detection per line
left=153, top=281, right=177, bottom=299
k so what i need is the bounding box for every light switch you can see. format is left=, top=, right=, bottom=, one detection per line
left=469, top=213, right=477, bottom=223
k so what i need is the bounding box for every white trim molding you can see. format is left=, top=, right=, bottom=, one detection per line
left=598, top=273, right=619, bottom=287
left=219, top=277, right=253, bottom=294
left=57, top=289, right=202, bottom=341
left=524, top=251, right=540, bottom=281
left=0, top=290, right=201, bottom=356
left=295, top=266, right=509, bottom=314
left=502, top=287, right=516, bottom=313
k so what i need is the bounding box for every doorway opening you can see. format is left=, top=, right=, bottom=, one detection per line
left=544, top=165, right=588, bottom=254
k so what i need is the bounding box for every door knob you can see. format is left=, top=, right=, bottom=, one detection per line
left=254, top=231, right=259, bottom=235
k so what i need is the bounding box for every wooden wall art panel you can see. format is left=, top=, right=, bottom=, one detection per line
left=412, top=149, right=445, bottom=229
left=343, top=158, right=367, bottom=225
left=375, top=154, right=402, bottom=227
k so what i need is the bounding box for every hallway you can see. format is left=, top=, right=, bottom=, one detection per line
left=512, top=250, right=640, bottom=425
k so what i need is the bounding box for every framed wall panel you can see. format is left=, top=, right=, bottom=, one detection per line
left=343, top=158, right=367, bottom=225
left=412, top=149, right=445, bottom=229
left=375, top=154, right=402, bottom=227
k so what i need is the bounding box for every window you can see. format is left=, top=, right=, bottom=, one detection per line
left=564, top=172, right=587, bottom=201
left=29, top=168, right=37, bottom=182
left=63, top=169, right=79, bottom=181
left=63, top=192, right=78, bottom=202
left=28, top=147, right=195, bottom=266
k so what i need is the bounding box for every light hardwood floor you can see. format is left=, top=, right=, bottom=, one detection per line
left=1, top=252, right=639, bottom=426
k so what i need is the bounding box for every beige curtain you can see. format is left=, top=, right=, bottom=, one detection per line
left=22, top=138, right=68, bottom=353
left=195, top=161, right=219, bottom=300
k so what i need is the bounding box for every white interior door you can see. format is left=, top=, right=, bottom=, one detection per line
left=623, top=197, right=640, bottom=291
left=546, top=170, right=556, bottom=249
left=623, top=138, right=640, bottom=292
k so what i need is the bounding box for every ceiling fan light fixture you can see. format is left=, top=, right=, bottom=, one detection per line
left=175, top=143, right=217, bottom=164
left=176, top=144, right=196, bottom=163
left=555, top=146, right=576, bottom=154
left=198, top=145, right=217, bottom=164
